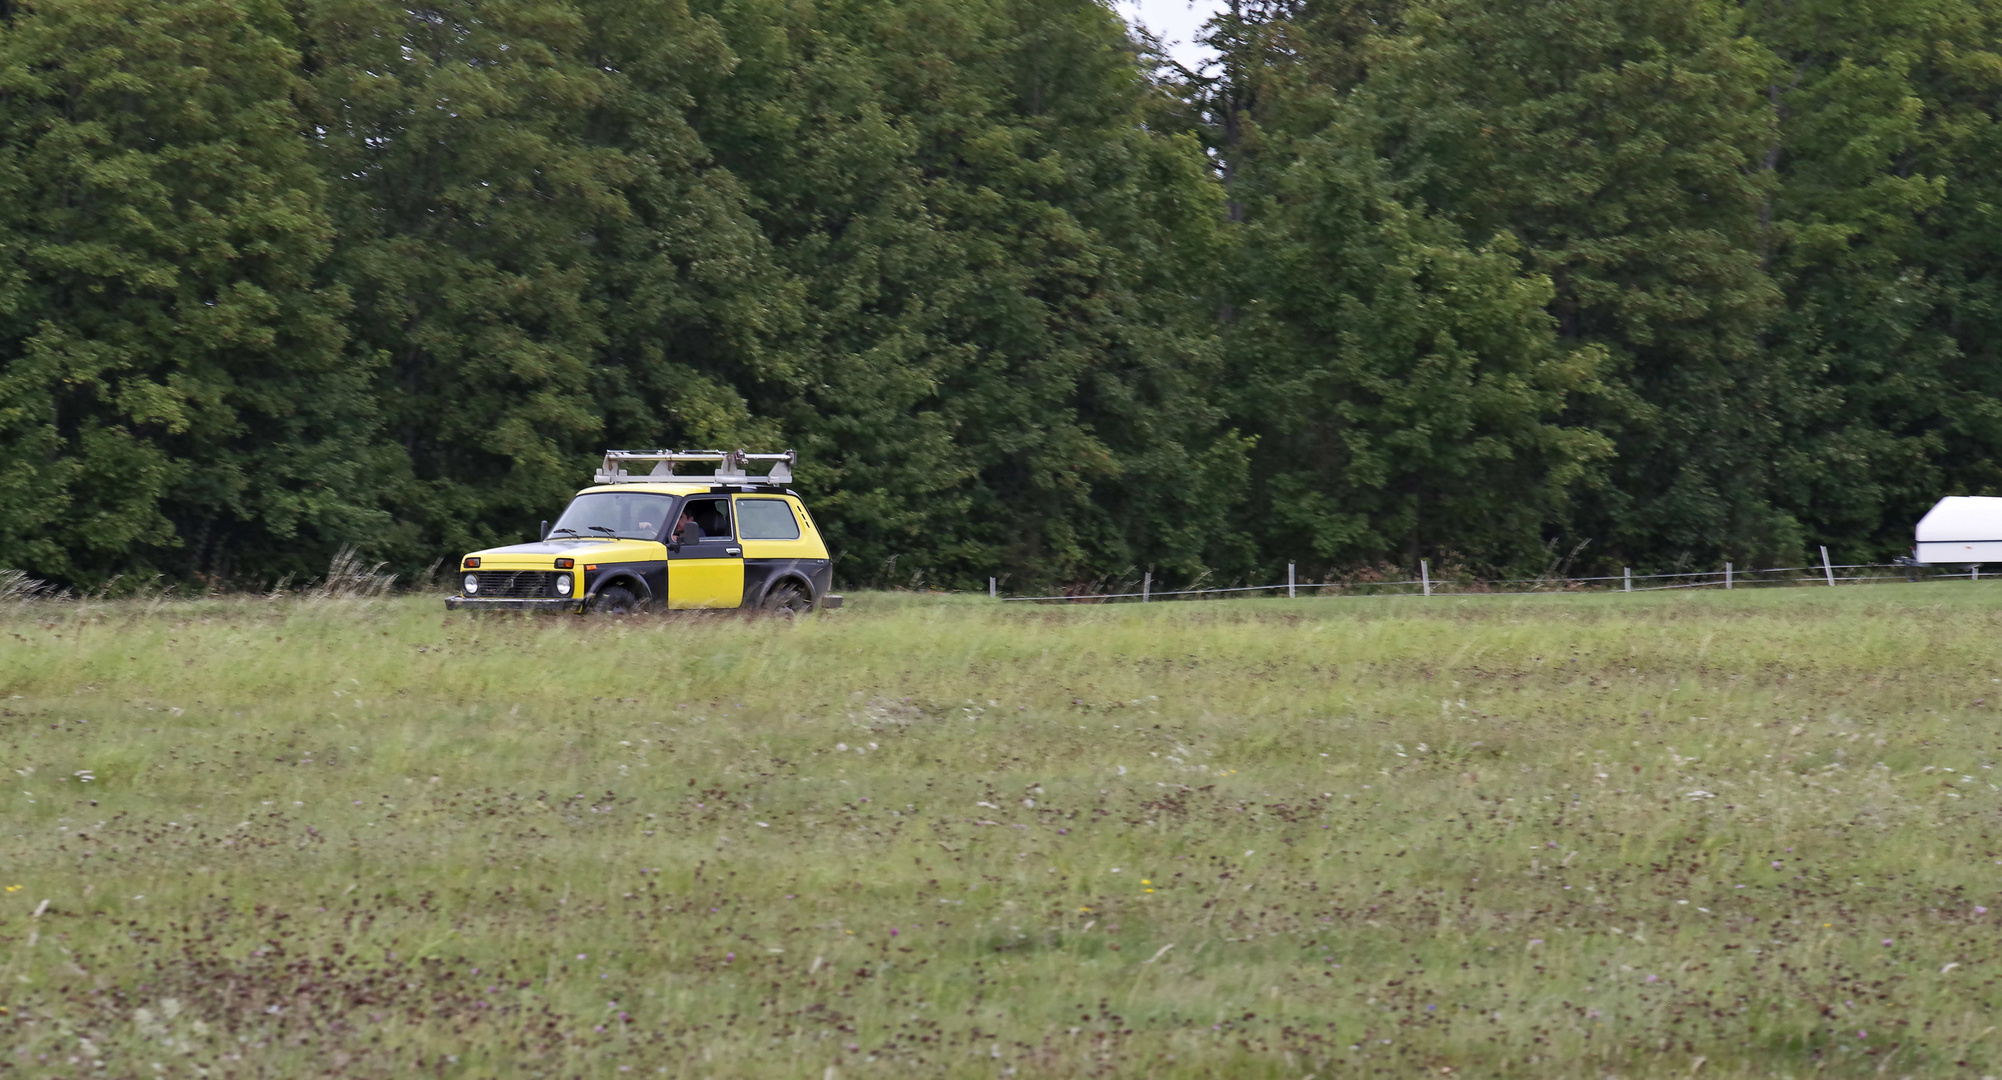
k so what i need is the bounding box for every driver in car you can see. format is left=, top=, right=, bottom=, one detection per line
left=674, top=506, right=706, bottom=544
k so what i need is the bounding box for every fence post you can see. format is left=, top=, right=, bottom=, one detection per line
left=1143, top=571, right=1151, bottom=603
left=1624, top=567, right=1631, bottom=593
left=1725, top=562, right=1733, bottom=590
left=989, top=576, right=997, bottom=599
left=1288, top=562, right=1296, bottom=599
left=1821, top=546, right=1836, bottom=586
left=1421, top=559, right=1431, bottom=597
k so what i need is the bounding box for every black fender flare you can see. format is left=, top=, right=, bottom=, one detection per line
left=593, top=570, right=653, bottom=604
left=759, top=572, right=816, bottom=606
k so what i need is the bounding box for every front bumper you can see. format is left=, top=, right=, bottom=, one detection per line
left=445, top=596, right=585, bottom=613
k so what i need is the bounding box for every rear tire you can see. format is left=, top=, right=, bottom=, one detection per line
left=760, top=582, right=812, bottom=617
left=591, top=584, right=642, bottom=615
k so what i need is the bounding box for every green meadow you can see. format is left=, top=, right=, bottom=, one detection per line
left=3, top=586, right=2001, bottom=1078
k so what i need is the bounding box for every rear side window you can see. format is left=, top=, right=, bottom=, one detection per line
left=736, top=498, right=801, bottom=540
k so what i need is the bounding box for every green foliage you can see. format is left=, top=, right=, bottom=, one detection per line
left=0, top=0, right=387, bottom=584
left=1331, top=0, right=1796, bottom=566
left=1228, top=117, right=1611, bottom=574
left=298, top=0, right=635, bottom=561
left=686, top=0, right=1244, bottom=587
left=297, top=0, right=1239, bottom=589
left=1197, top=0, right=2002, bottom=573
left=7, top=0, right=2002, bottom=587
left=1751, top=0, right=2002, bottom=559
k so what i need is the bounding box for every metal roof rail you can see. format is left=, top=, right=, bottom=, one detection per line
left=593, top=449, right=795, bottom=487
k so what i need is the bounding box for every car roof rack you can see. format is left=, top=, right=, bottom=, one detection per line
left=593, top=449, right=795, bottom=487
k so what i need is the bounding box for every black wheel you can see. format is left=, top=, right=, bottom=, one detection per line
left=591, top=584, right=642, bottom=615
left=760, top=581, right=812, bottom=617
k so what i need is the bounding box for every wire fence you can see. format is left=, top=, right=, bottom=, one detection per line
left=996, top=547, right=1986, bottom=604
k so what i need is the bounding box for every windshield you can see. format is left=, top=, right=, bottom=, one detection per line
left=548, top=492, right=674, bottom=541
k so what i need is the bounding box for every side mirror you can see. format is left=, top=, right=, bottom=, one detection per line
left=540, top=519, right=550, bottom=541
left=667, top=541, right=681, bottom=554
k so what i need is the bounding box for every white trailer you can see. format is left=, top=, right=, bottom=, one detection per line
left=1915, top=496, right=2002, bottom=564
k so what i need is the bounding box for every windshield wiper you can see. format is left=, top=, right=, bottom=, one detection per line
left=548, top=527, right=586, bottom=539
left=588, top=526, right=623, bottom=540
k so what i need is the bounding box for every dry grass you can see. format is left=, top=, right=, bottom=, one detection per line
left=2, top=585, right=2000, bottom=1077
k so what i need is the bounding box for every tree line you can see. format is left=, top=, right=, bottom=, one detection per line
left=1, top=0, right=1997, bottom=590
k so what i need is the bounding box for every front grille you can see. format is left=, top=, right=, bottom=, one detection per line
left=471, top=570, right=559, bottom=598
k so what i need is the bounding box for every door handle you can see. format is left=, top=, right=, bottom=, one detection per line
left=726, top=547, right=742, bottom=555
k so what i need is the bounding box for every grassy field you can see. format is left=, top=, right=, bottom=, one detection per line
left=3, top=585, right=2001, bottom=1078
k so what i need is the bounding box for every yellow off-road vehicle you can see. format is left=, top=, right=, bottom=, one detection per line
left=445, top=450, right=841, bottom=615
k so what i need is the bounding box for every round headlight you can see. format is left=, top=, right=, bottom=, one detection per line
left=463, top=573, right=479, bottom=595
left=556, top=574, right=573, bottom=596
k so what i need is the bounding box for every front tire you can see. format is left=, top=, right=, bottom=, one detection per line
left=591, top=584, right=642, bottom=615
left=760, top=582, right=812, bottom=617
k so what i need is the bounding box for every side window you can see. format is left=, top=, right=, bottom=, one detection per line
left=736, top=498, right=801, bottom=540
left=678, top=498, right=731, bottom=541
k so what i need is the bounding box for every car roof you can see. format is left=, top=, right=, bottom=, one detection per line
left=574, top=483, right=795, bottom=497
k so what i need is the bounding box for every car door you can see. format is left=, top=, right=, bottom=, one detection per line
left=733, top=493, right=818, bottom=603
left=666, top=496, right=745, bottom=608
